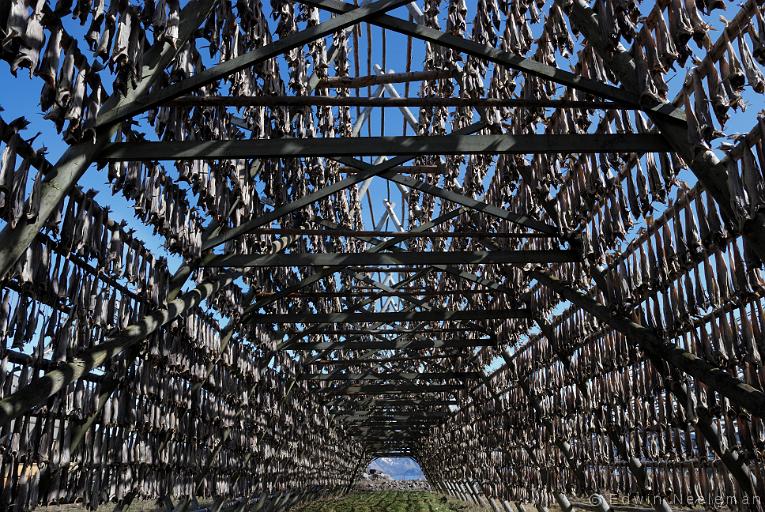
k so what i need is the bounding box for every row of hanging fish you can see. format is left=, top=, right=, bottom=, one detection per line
left=107, top=159, right=204, bottom=260
left=0, top=116, right=365, bottom=511
left=0, top=129, right=46, bottom=229
left=1, top=328, right=362, bottom=509
left=0, top=116, right=180, bottom=304
left=420, top=366, right=763, bottom=508
left=419, top=257, right=765, bottom=507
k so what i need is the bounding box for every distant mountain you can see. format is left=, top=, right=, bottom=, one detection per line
left=368, top=457, right=425, bottom=480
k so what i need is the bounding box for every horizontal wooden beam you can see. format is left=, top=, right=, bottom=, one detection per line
left=344, top=422, right=442, bottom=428
left=287, top=324, right=496, bottom=342
left=300, top=371, right=482, bottom=381
left=308, top=354, right=456, bottom=365
left=336, top=411, right=450, bottom=420
left=251, top=308, right=529, bottom=325
left=98, top=134, right=671, bottom=162
left=233, top=227, right=550, bottom=239
left=329, top=399, right=457, bottom=408
left=343, top=418, right=444, bottom=430
left=288, top=338, right=496, bottom=351
left=346, top=416, right=445, bottom=422
left=168, top=95, right=629, bottom=109
left=205, top=250, right=580, bottom=268
left=332, top=404, right=453, bottom=413
left=349, top=426, right=431, bottom=432
left=338, top=164, right=440, bottom=173
left=315, top=69, right=458, bottom=88
left=318, top=384, right=463, bottom=394
left=346, top=424, right=440, bottom=431
left=294, top=327, right=486, bottom=335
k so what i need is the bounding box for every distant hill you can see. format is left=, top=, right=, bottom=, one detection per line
left=368, top=457, right=425, bottom=480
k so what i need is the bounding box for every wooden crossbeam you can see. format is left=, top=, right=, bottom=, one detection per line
left=237, top=228, right=549, bottom=239
left=344, top=422, right=442, bottom=429
left=330, top=402, right=457, bottom=412
left=204, top=249, right=580, bottom=268
left=344, top=416, right=445, bottom=423
left=98, top=134, right=671, bottom=162
left=329, top=399, right=457, bottom=406
left=314, top=69, right=458, bottom=88
left=349, top=424, right=440, bottom=431
left=251, top=308, right=528, bottom=325
left=333, top=405, right=452, bottom=413
left=308, top=354, right=456, bottom=365
left=298, top=327, right=485, bottom=335
left=336, top=411, right=450, bottom=420
left=289, top=339, right=496, bottom=351
left=317, top=384, right=463, bottom=395
left=300, top=371, right=482, bottom=381
left=168, top=95, right=629, bottom=109
left=349, top=427, right=430, bottom=434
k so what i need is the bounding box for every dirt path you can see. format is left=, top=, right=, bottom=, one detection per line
left=290, top=491, right=493, bottom=512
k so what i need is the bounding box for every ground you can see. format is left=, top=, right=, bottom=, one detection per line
left=290, top=491, right=493, bottom=512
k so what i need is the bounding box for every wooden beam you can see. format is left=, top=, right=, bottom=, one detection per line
left=98, top=134, right=671, bottom=162
left=301, top=328, right=483, bottom=335
left=319, top=383, right=463, bottom=395
left=205, top=250, right=580, bottom=267
left=329, top=399, right=457, bottom=407
left=300, top=371, right=482, bottom=381
left=349, top=423, right=440, bottom=429
left=168, top=95, right=629, bottom=109
left=336, top=411, right=450, bottom=420
left=346, top=417, right=444, bottom=424
left=288, top=338, right=496, bottom=351
left=314, top=69, right=458, bottom=88
left=229, top=227, right=550, bottom=239
left=252, top=309, right=529, bottom=324
left=309, top=354, right=456, bottom=365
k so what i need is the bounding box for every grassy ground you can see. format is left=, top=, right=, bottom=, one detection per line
left=290, top=491, right=493, bottom=512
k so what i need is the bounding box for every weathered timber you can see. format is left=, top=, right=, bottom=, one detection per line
left=204, top=250, right=580, bottom=267
left=98, top=134, right=671, bottom=161
left=251, top=309, right=529, bottom=324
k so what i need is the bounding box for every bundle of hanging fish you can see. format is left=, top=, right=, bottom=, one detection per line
left=0, top=150, right=43, bottom=234
left=107, top=159, right=204, bottom=259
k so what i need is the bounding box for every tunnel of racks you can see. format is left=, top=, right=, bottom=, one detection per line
left=2, top=0, right=765, bottom=510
